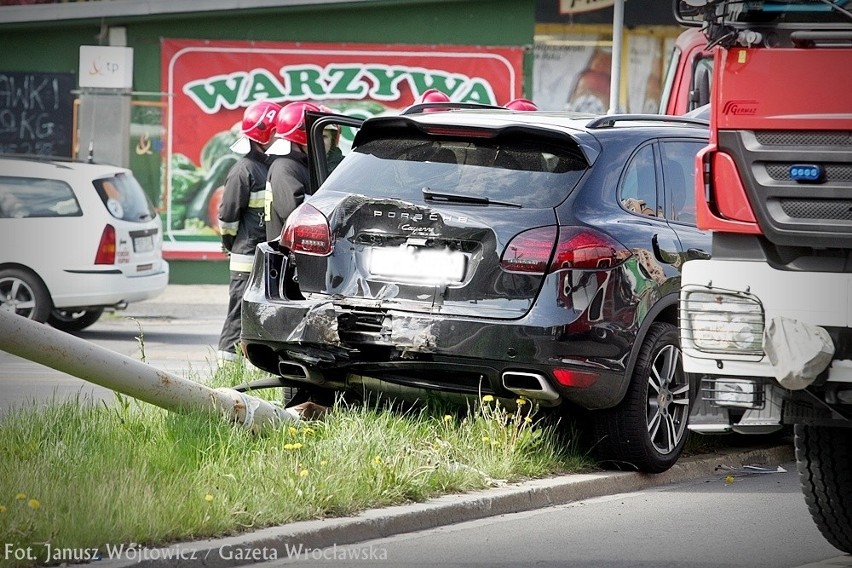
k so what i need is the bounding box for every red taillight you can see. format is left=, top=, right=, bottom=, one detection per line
left=500, top=226, right=630, bottom=275
left=552, top=226, right=630, bottom=270
left=552, top=368, right=599, bottom=388
left=94, top=224, right=116, bottom=265
left=279, top=204, right=333, bottom=256
left=500, top=226, right=556, bottom=274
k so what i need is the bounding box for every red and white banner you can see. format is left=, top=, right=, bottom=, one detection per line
left=160, top=38, right=523, bottom=242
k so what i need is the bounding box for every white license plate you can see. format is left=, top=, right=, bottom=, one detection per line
left=134, top=235, right=154, bottom=253
left=370, top=246, right=466, bottom=284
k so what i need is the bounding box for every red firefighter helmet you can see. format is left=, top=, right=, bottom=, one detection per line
left=241, top=100, right=281, bottom=144
left=505, top=98, right=538, bottom=111
left=416, top=89, right=451, bottom=104
left=275, top=101, right=320, bottom=146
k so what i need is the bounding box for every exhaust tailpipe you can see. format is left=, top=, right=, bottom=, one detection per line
left=278, top=360, right=326, bottom=384
left=502, top=371, right=560, bottom=403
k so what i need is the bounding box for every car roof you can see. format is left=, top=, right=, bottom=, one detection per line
left=356, top=108, right=708, bottom=166
left=0, top=156, right=131, bottom=179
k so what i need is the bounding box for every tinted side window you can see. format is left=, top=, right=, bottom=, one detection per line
left=660, top=141, right=705, bottom=225
left=0, top=176, right=82, bottom=218
left=619, top=145, right=659, bottom=218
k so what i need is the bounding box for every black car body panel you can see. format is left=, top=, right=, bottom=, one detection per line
left=242, top=110, right=708, bottom=412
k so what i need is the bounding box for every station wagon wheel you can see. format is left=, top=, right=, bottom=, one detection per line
left=590, top=321, right=693, bottom=473
left=48, top=307, right=105, bottom=332
left=0, top=268, right=52, bottom=323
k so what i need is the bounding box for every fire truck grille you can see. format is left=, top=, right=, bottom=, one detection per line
left=779, top=199, right=852, bottom=221
left=754, top=131, right=852, bottom=147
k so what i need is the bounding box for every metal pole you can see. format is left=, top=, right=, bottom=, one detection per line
left=0, top=309, right=300, bottom=431
left=608, top=0, right=625, bottom=114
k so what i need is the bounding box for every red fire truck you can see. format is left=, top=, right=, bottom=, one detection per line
left=673, top=0, right=852, bottom=552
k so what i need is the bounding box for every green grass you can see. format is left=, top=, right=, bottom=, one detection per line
left=0, top=364, right=593, bottom=567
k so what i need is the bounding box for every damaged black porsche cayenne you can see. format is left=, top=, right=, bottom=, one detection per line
left=241, top=104, right=709, bottom=473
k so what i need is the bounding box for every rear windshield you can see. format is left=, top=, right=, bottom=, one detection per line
left=321, top=135, right=588, bottom=209
left=93, top=173, right=157, bottom=222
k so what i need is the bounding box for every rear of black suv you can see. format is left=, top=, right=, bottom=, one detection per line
left=242, top=108, right=708, bottom=472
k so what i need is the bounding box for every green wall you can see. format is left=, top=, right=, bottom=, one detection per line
left=0, top=0, right=535, bottom=285
left=1, top=1, right=535, bottom=93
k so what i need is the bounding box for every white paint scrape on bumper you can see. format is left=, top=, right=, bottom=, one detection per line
left=679, top=259, right=851, bottom=382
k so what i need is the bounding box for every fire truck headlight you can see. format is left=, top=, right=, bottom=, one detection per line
left=680, top=289, right=764, bottom=355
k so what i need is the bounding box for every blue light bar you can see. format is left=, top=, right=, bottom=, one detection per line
left=789, top=164, right=824, bottom=183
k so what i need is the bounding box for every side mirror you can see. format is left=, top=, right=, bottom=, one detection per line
left=673, top=0, right=708, bottom=27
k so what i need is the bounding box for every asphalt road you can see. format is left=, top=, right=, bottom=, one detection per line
left=265, top=459, right=845, bottom=568
left=0, top=284, right=228, bottom=419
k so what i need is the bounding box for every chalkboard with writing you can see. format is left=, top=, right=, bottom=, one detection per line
left=0, top=71, right=74, bottom=158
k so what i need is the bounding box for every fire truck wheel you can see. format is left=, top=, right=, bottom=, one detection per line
left=795, top=424, right=852, bottom=553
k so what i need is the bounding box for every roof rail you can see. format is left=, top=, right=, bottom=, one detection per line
left=585, top=114, right=709, bottom=129
left=401, top=102, right=505, bottom=116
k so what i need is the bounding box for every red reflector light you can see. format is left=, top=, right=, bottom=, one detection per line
left=280, top=204, right=333, bottom=256
left=94, top=224, right=116, bottom=265
left=552, top=368, right=599, bottom=388
left=423, top=126, right=495, bottom=138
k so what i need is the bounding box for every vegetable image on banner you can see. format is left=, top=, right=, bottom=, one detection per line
left=161, top=39, right=522, bottom=242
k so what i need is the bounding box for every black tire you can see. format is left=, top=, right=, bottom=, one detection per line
left=795, top=424, right=852, bottom=553
left=48, top=307, right=105, bottom=332
left=0, top=268, right=52, bottom=322
left=589, top=322, right=693, bottom=473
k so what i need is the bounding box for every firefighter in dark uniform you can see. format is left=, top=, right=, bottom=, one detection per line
left=264, top=101, right=318, bottom=242
left=216, top=100, right=281, bottom=366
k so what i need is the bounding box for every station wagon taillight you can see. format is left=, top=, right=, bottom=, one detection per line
left=500, top=226, right=630, bottom=274
left=94, top=224, right=116, bottom=265
left=280, top=204, right=333, bottom=256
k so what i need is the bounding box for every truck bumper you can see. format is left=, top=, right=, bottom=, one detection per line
left=680, top=258, right=852, bottom=433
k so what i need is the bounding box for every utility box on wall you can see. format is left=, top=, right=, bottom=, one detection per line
left=76, top=46, right=133, bottom=167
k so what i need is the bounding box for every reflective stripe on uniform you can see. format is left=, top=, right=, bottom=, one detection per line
left=229, top=252, right=254, bottom=273
left=248, top=189, right=266, bottom=209
left=220, top=220, right=239, bottom=236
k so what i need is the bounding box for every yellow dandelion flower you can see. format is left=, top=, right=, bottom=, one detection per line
left=443, top=415, right=453, bottom=422
left=205, top=494, right=214, bottom=502
left=300, top=469, right=309, bottom=478
left=724, top=475, right=735, bottom=485
left=289, top=426, right=298, bottom=435
left=481, top=395, right=494, bottom=403
left=516, top=398, right=527, bottom=406
left=524, top=416, right=533, bottom=424
left=0, top=505, right=6, bottom=513
left=284, top=443, right=294, bottom=450
left=15, top=493, right=26, bottom=501
left=27, top=499, right=40, bottom=510
left=481, top=436, right=491, bottom=443
left=292, top=442, right=303, bottom=450
left=373, top=455, right=382, bottom=465
left=302, top=427, right=315, bottom=435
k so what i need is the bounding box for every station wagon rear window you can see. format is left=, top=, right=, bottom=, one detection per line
left=322, top=135, right=588, bottom=209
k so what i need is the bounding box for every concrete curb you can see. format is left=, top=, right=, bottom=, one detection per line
left=101, top=444, right=794, bottom=567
